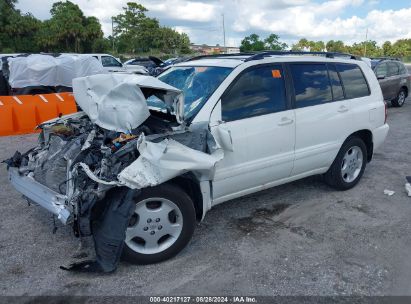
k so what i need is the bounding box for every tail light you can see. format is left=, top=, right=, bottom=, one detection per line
left=384, top=101, right=388, bottom=124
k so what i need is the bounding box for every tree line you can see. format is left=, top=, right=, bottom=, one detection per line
left=0, top=0, right=192, bottom=55
left=240, top=34, right=411, bottom=59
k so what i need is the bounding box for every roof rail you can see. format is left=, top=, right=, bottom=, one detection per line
left=186, top=52, right=257, bottom=62
left=244, top=51, right=360, bottom=62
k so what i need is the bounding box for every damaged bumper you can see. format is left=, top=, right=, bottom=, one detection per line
left=8, top=167, right=71, bottom=224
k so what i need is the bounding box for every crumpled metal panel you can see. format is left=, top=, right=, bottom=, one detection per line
left=118, top=134, right=223, bottom=189
left=72, top=74, right=181, bottom=133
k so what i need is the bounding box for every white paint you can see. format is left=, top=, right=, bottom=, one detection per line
left=55, top=93, right=64, bottom=101
left=13, top=96, right=22, bottom=105
left=39, top=95, right=48, bottom=103
left=72, top=73, right=182, bottom=133
left=8, top=54, right=105, bottom=88
left=118, top=134, right=223, bottom=189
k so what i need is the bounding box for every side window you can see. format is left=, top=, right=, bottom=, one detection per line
left=327, top=64, right=344, bottom=101
left=375, top=63, right=388, bottom=78
left=221, top=65, right=287, bottom=122
left=101, top=56, right=122, bottom=67
left=337, top=63, right=370, bottom=99
left=398, top=62, right=407, bottom=75
left=387, top=62, right=399, bottom=76
left=290, top=63, right=332, bottom=108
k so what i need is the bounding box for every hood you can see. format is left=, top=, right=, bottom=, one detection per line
left=148, top=56, right=164, bottom=66
left=72, top=73, right=183, bottom=133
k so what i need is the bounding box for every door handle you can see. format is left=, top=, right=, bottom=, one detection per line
left=278, top=117, right=294, bottom=126
left=337, top=105, right=349, bottom=113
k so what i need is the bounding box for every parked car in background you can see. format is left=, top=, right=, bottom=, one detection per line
left=86, top=53, right=128, bottom=73
left=3, top=54, right=105, bottom=95
left=124, top=56, right=164, bottom=75
left=371, top=58, right=410, bottom=107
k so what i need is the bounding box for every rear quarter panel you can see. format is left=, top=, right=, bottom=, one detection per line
left=349, top=62, right=386, bottom=143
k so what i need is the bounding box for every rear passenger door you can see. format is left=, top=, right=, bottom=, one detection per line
left=211, top=64, right=295, bottom=202
left=375, top=62, right=391, bottom=100
left=289, top=63, right=351, bottom=176
left=387, top=61, right=400, bottom=99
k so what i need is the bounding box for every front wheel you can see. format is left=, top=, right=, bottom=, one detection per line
left=324, top=137, right=367, bottom=190
left=122, top=183, right=196, bottom=264
left=392, top=89, right=406, bottom=107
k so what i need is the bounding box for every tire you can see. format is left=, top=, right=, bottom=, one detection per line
left=324, top=136, right=367, bottom=190
left=122, top=183, right=196, bottom=264
left=0, top=71, right=9, bottom=96
left=391, top=89, right=406, bottom=107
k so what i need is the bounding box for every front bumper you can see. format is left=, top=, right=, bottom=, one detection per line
left=8, top=167, right=72, bottom=224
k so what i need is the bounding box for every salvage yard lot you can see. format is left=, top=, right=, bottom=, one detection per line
left=1, top=100, right=411, bottom=296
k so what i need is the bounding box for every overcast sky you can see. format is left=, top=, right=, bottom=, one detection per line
left=15, top=0, right=411, bottom=47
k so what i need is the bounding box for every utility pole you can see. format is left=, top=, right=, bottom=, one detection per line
left=112, top=17, right=115, bottom=54
left=222, top=13, right=226, bottom=50
left=364, top=27, right=368, bottom=57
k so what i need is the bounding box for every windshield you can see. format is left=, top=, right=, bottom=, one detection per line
left=147, top=66, right=233, bottom=121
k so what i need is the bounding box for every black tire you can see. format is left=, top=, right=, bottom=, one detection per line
left=391, top=89, right=407, bottom=107
left=122, top=183, right=196, bottom=264
left=0, top=71, right=9, bottom=96
left=324, top=136, right=367, bottom=190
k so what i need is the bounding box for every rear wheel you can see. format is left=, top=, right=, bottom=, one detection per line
left=392, top=89, right=406, bottom=107
left=122, top=183, right=196, bottom=264
left=324, top=137, right=367, bottom=190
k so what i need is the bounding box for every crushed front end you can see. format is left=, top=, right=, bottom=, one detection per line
left=4, top=73, right=224, bottom=272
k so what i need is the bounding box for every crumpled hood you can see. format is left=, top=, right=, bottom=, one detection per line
left=72, top=73, right=182, bottom=133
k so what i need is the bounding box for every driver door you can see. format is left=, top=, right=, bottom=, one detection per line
left=210, top=64, right=296, bottom=204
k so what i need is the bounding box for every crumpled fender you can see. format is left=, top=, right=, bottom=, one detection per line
left=118, top=134, right=224, bottom=189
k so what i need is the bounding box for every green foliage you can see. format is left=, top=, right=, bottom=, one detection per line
left=291, top=37, right=411, bottom=58
left=0, top=0, right=191, bottom=56
left=292, top=39, right=325, bottom=52
left=240, top=33, right=288, bottom=52
left=112, top=2, right=191, bottom=54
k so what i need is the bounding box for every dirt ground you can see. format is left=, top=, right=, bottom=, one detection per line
left=0, top=99, right=410, bottom=296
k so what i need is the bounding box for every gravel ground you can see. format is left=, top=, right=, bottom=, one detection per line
left=0, top=99, right=411, bottom=297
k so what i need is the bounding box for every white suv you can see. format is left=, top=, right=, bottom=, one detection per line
left=6, top=52, right=389, bottom=272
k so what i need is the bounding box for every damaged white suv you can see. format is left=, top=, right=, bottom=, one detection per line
left=6, top=52, right=389, bottom=272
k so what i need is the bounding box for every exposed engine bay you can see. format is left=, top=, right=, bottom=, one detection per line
left=5, top=74, right=224, bottom=272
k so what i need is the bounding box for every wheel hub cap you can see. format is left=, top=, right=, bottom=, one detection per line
left=399, top=91, right=405, bottom=105
left=125, top=198, right=183, bottom=255
left=341, top=146, right=363, bottom=183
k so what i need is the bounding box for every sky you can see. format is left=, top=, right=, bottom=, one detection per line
left=15, top=0, right=411, bottom=47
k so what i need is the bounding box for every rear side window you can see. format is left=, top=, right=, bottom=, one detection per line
left=336, top=64, right=370, bottom=99
left=101, top=56, right=122, bottom=67
left=327, top=64, right=344, bottom=101
left=398, top=62, right=407, bottom=75
left=387, top=62, right=399, bottom=76
left=222, top=65, right=287, bottom=121
left=290, top=63, right=332, bottom=108
left=375, top=63, right=388, bottom=78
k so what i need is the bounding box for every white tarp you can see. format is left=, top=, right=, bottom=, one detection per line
left=8, top=54, right=105, bottom=88
left=72, top=73, right=181, bottom=133
left=118, top=134, right=224, bottom=189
